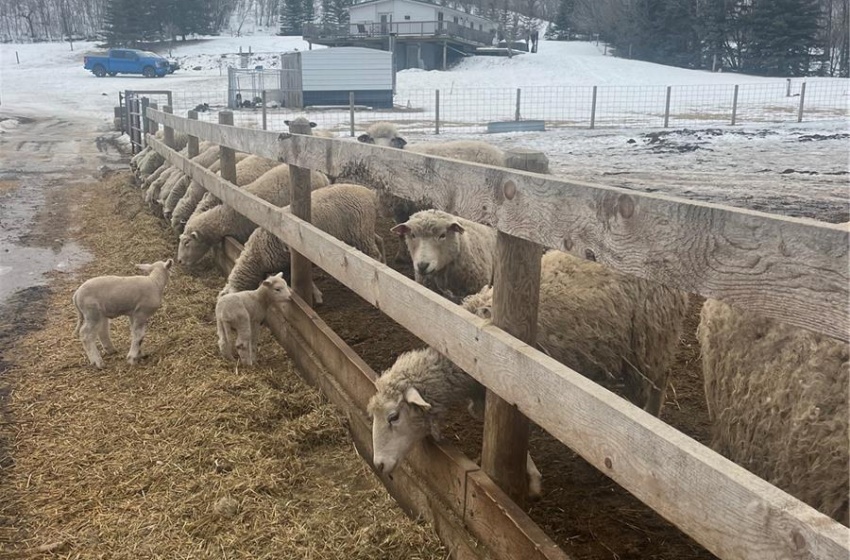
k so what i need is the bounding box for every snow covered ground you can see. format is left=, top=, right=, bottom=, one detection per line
left=1, top=35, right=847, bottom=222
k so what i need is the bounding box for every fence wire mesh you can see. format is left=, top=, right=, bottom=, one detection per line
left=156, top=79, right=848, bottom=137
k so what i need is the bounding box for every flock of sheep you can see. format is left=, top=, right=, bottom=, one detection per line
left=72, top=120, right=848, bottom=527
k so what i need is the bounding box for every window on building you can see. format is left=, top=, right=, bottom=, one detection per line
left=404, top=15, right=410, bottom=19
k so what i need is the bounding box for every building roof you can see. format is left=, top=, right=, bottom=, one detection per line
left=348, top=0, right=495, bottom=23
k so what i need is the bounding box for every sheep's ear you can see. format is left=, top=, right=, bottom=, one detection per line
left=309, top=121, right=317, bottom=128
left=190, top=231, right=199, bottom=240
left=448, top=222, right=465, bottom=234
left=275, top=272, right=284, bottom=279
left=404, top=386, right=432, bottom=411
left=357, top=134, right=374, bottom=144
left=262, top=278, right=272, bottom=287
left=164, top=259, right=173, bottom=270
left=284, top=120, right=291, bottom=126
left=390, top=137, right=407, bottom=149
left=390, top=223, right=411, bottom=237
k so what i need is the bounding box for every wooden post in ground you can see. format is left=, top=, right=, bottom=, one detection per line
left=663, top=86, right=672, bottom=128
left=140, top=97, right=150, bottom=146
left=590, top=85, right=597, bottom=129
left=480, top=168, right=544, bottom=505
left=163, top=106, right=174, bottom=149
left=797, top=82, right=807, bottom=122
left=218, top=111, right=236, bottom=184
left=731, top=84, right=739, bottom=126
left=187, top=110, right=199, bottom=158
left=349, top=92, right=355, bottom=137
left=287, top=118, right=315, bottom=306
left=262, top=90, right=268, bottom=131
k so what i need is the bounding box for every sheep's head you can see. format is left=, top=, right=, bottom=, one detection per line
left=260, top=272, right=291, bottom=304
left=357, top=121, right=407, bottom=148
left=284, top=117, right=318, bottom=130
left=367, top=383, right=434, bottom=477
left=391, top=210, right=465, bottom=277
left=177, top=230, right=211, bottom=267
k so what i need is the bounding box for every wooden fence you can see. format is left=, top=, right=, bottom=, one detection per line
left=144, top=105, right=850, bottom=560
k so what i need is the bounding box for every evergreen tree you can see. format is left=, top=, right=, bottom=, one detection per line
left=545, top=0, right=574, bottom=40
left=280, top=0, right=311, bottom=35
left=744, top=0, right=820, bottom=75
left=102, top=0, right=155, bottom=45
left=321, top=0, right=351, bottom=30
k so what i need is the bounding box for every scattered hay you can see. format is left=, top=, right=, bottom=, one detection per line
left=0, top=172, right=446, bottom=559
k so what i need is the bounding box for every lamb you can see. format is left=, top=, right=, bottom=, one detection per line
left=698, top=298, right=849, bottom=525
left=170, top=153, right=250, bottom=233
left=72, top=259, right=173, bottom=369
left=368, top=249, right=689, bottom=498
left=215, top=272, right=292, bottom=366
left=390, top=209, right=497, bottom=303
left=177, top=165, right=330, bottom=267
left=220, top=184, right=386, bottom=303
left=186, top=154, right=280, bottom=223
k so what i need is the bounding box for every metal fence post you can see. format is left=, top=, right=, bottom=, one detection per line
left=731, top=84, right=739, bottom=126
left=435, top=89, right=440, bottom=135
left=663, top=86, right=672, bottom=128
left=262, top=90, right=268, bottom=131
left=349, top=92, right=355, bottom=137
left=590, top=86, right=597, bottom=129
left=797, top=82, right=807, bottom=123
left=515, top=88, right=521, bottom=121
left=786, top=78, right=792, bottom=97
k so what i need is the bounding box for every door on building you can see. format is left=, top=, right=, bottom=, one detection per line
left=380, top=13, right=391, bottom=34
left=437, top=11, right=444, bottom=32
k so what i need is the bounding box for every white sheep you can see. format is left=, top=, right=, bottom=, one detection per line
left=698, top=298, right=849, bottom=525
left=136, top=132, right=189, bottom=179
left=220, top=184, right=386, bottom=303
left=160, top=143, right=220, bottom=218
left=177, top=165, right=330, bottom=267
left=170, top=154, right=245, bottom=233
left=72, top=259, right=173, bottom=369
left=390, top=209, right=496, bottom=303
left=186, top=154, right=280, bottom=223
left=215, top=272, right=291, bottom=365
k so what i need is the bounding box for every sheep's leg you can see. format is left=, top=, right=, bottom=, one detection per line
left=127, top=317, right=148, bottom=365
left=217, top=319, right=235, bottom=360
left=311, top=283, right=324, bottom=306
left=79, top=319, right=104, bottom=369
left=250, top=320, right=260, bottom=364
left=235, top=330, right=253, bottom=366
left=97, top=319, right=116, bottom=354
left=526, top=453, right=542, bottom=499
left=643, top=383, right=666, bottom=418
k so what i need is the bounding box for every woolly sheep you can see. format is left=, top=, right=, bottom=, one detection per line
left=72, top=259, right=173, bottom=369
left=170, top=152, right=250, bottom=233
left=178, top=165, right=330, bottom=267
left=282, top=117, right=336, bottom=139
left=220, top=184, right=386, bottom=303
left=390, top=209, right=496, bottom=303
left=186, top=155, right=279, bottom=223
left=698, top=299, right=849, bottom=525
left=215, top=272, right=292, bottom=365
left=136, top=132, right=189, bottom=178
left=160, top=143, right=221, bottom=218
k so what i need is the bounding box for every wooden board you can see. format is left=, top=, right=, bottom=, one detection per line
left=146, top=109, right=850, bottom=341
left=148, top=135, right=850, bottom=560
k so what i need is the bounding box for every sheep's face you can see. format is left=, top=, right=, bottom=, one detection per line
left=367, top=387, right=433, bottom=476
left=391, top=219, right=465, bottom=277
left=357, top=133, right=407, bottom=149
left=177, top=231, right=210, bottom=266
left=261, top=273, right=292, bottom=304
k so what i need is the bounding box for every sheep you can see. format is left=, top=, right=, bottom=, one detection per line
left=171, top=153, right=250, bottom=233
left=698, top=298, right=849, bottom=525
left=368, top=249, right=689, bottom=498
left=136, top=132, right=189, bottom=179
left=282, top=117, right=336, bottom=139
left=178, top=165, right=330, bottom=267
left=356, top=121, right=407, bottom=148
left=220, top=184, right=386, bottom=304
left=215, top=272, right=292, bottom=365
left=160, top=143, right=220, bottom=217
left=186, top=154, right=279, bottom=223
left=72, top=259, right=173, bottom=369
left=390, top=209, right=497, bottom=303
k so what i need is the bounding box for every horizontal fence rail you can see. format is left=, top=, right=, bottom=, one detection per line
left=147, top=108, right=850, bottom=342
left=145, top=107, right=849, bottom=559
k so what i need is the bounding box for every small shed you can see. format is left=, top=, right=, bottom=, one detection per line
left=280, top=47, right=393, bottom=109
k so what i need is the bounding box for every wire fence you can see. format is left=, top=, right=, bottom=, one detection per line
left=146, top=79, right=848, bottom=137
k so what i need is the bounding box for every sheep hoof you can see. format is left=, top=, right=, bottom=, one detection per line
left=92, top=360, right=105, bottom=369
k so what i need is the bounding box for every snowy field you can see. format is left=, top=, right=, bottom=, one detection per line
left=1, top=35, right=848, bottom=222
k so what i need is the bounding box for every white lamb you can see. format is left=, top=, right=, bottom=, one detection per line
left=72, top=259, right=173, bottom=369
left=177, top=165, right=330, bottom=267
left=215, top=272, right=292, bottom=366
left=369, top=249, right=689, bottom=498
left=220, top=184, right=386, bottom=303
left=391, top=209, right=496, bottom=303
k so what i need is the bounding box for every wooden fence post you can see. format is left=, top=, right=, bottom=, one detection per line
left=148, top=101, right=158, bottom=136
left=287, top=119, right=315, bottom=306
left=140, top=97, right=150, bottom=146
left=131, top=97, right=141, bottom=154
left=797, top=81, right=807, bottom=122
left=435, top=89, right=440, bottom=135
left=218, top=111, right=237, bottom=185
left=730, top=85, right=739, bottom=126
left=590, top=85, right=597, bottom=129
left=480, top=169, right=543, bottom=505
left=349, top=92, right=355, bottom=137
left=187, top=110, right=199, bottom=158
left=663, top=86, right=672, bottom=128
left=163, top=106, right=174, bottom=149
left=262, top=90, right=268, bottom=131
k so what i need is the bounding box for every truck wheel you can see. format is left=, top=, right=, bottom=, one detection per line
left=143, top=66, right=156, bottom=78
left=93, top=65, right=106, bottom=77
left=108, top=72, right=117, bottom=77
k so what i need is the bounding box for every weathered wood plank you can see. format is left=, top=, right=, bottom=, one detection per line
left=217, top=112, right=236, bottom=184
left=146, top=108, right=849, bottom=341
left=287, top=118, right=315, bottom=306
left=148, top=136, right=850, bottom=560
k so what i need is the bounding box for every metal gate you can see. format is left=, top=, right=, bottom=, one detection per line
left=121, top=90, right=173, bottom=154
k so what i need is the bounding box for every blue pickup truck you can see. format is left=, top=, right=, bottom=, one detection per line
left=84, top=49, right=177, bottom=78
